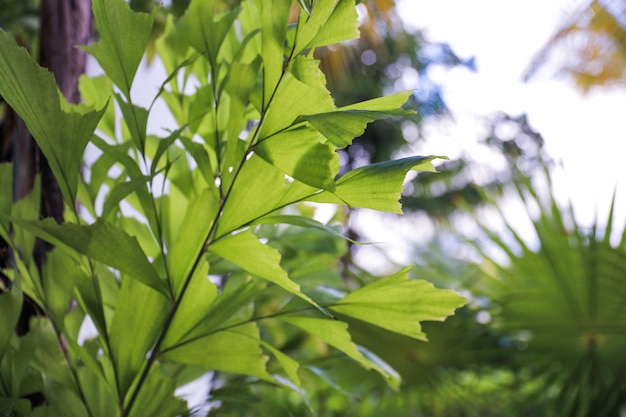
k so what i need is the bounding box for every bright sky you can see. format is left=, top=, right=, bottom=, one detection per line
left=397, top=0, right=626, bottom=227
left=351, top=0, right=626, bottom=272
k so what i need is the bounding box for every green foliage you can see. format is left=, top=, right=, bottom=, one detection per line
left=0, top=0, right=465, bottom=415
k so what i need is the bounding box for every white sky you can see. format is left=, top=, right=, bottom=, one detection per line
left=353, top=0, right=626, bottom=272
left=398, top=0, right=626, bottom=226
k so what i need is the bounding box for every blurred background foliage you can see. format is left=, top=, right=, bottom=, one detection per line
left=3, top=0, right=626, bottom=416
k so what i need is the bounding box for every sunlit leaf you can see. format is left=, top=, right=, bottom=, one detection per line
left=167, top=189, right=219, bottom=295
left=126, top=363, right=188, bottom=417
left=259, top=59, right=334, bottom=139
left=13, top=218, right=167, bottom=295
left=83, top=0, right=156, bottom=95
left=301, top=91, right=414, bottom=148
left=110, top=279, right=170, bottom=399
left=0, top=30, right=106, bottom=205
left=210, top=229, right=301, bottom=297
left=178, top=0, right=240, bottom=67
left=330, top=268, right=466, bottom=341
left=257, top=0, right=291, bottom=107
left=279, top=315, right=400, bottom=389
left=254, top=126, right=338, bottom=190
left=262, top=341, right=301, bottom=387
left=162, top=322, right=271, bottom=380
left=309, top=156, right=444, bottom=213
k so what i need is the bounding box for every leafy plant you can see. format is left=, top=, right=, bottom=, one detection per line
left=0, top=0, right=465, bottom=416
left=471, top=162, right=626, bottom=417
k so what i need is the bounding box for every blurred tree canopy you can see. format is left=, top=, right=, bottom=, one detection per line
left=525, top=0, right=626, bottom=92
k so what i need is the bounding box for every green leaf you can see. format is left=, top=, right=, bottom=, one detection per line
left=163, top=279, right=266, bottom=349
left=330, top=268, right=467, bottom=341
left=101, top=176, right=150, bottom=220
left=116, top=94, right=149, bottom=154
left=161, top=260, right=217, bottom=348
left=216, top=154, right=318, bottom=236
left=0, top=273, right=22, bottom=361
left=254, top=126, right=339, bottom=190
left=0, top=163, right=12, bottom=238
left=162, top=322, right=271, bottom=380
left=126, top=363, right=188, bottom=417
left=83, top=0, right=156, bottom=95
left=301, top=91, right=415, bottom=148
left=110, top=279, right=170, bottom=399
left=293, top=0, right=359, bottom=55
left=178, top=1, right=241, bottom=67
left=258, top=0, right=291, bottom=107
left=209, top=229, right=302, bottom=297
left=279, top=316, right=400, bottom=389
left=309, top=156, right=444, bottom=213
left=259, top=58, right=334, bottom=139
left=306, top=0, right=359, bottom=50
left=0, top=30, right=106, bottom=205
left=167, top=189, right=219, bottom=295
left=13, top=218, right=167, bottom=296
left=253, top=214, right=357, bottom=244
left=41, top=250, right=81, bottom=328
left=261, top=341, right=301, bottom=387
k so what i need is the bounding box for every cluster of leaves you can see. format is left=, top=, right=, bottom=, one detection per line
left=0, top=0, right=465, bottom=416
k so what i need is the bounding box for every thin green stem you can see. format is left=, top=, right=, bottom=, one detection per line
left=160, top=306, right=316, bottom=354
left=123, top=12, right=305, bottom=416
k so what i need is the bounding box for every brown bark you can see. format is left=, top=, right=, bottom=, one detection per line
left=0, top=0, right=92, bottom=330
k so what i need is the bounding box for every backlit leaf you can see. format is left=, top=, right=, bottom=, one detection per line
left=161, top=322, right=270, bottom=380
left=254, top=126, right=339, bottom=190
left=167, top=189, right=219, bottom=295
left=83, top=0, right=156, bottom=95
left=279, top=315, right=400, bottom=388
left=330, top=268, right=466, bottom=341
left=0, top=30, right=106, bottom=205
left=301, top=91, right=414, bottom=148
left=111, top=279, right=170, bottom=398
left=308, top=156, right=444, bottom=213
left=13, top=218, right=167, bottom=295
left=210, top=229, right=301, bottom=296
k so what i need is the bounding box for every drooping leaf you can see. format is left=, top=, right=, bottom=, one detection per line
left=306, top=0, right=359, bottom=50
left=254, top=214, right=358, bottom=244
left=116, top=94, right=149, bottom=154
left=216, top=154, right=318, bottom=236
left=261, top=341, right=301, bottom=387
left=0, top=163, right=12, bottom=239
left=110, top=279, right=170, bottom=399
left=330, top=268, right=466, bottom=341
left=254, top=126, right=338, bottom=190
left=161, top=260, right=218, bottom=348
left=257, top=0, right=291, bottom=107
left=125, top=363, right=188, bottom=417
left=178, top=0, right=240, bottom=67
left=0, top=272, right=21, bottom=361
left=161, top=322, right=271, bottom=380
left=13, top=218, right=167, bottom=295
left=301, top=91, right=415, bottom=148
left=294, top=0, right=359, bottom=55
left=279, top=316, right=400, bottom=389
left=209, top=229, right=301, bottom=297
left=308, top=156, right=445, bottom=213
left=163, top=279, right=266, bottom=349
left=167, top=188, right=219, bottom=295
left=100, top=176, right=150, bottom=220
left=258, top=58, right=334, bottom=139
left=83, top=0, right=156, bottom=95
left=0, top=30, right=106, bottom=205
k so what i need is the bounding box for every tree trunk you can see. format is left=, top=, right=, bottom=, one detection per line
left=0, top=0, right=92, bottom=339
